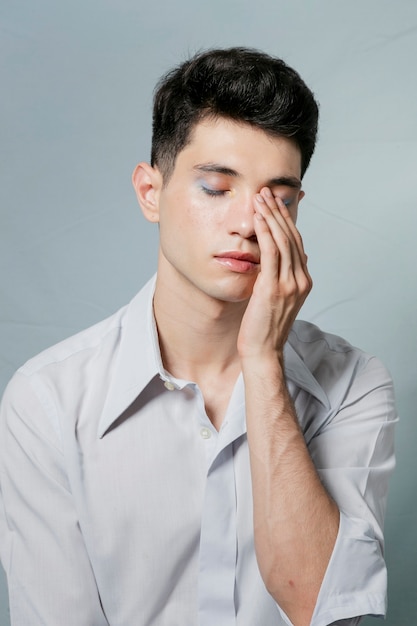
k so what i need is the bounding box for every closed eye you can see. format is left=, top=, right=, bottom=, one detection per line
left=201, top=184, right=292, bottom=205
left=274, top=195, right=292, bottom=208
left=201, top=185, right=229, bottom=197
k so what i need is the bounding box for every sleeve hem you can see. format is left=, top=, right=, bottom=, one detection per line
left=275, top=592, right=385, bottom=626
left=311, top=592, right=386, bottom=626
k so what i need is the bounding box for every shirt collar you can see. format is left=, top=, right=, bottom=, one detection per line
left=97, top=275, right=161, bottom=438
left=284, top=340, right=330, bottom=410
left=98, top=276, right=329, bottom=438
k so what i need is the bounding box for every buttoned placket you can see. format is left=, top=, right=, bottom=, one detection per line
left=159, top=368, right=277, bottom=625
left=196, top=377, right=246, bottom=626
left=159, top=373, right=245, bottom=625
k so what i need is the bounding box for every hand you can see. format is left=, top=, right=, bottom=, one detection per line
left=237, top=187, right=312, bottom=361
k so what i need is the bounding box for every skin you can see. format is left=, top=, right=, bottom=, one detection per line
left=132, top=117, right=339, bottom=626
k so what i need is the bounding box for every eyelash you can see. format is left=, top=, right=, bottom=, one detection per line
left=201, top=186, right=228, bottom=197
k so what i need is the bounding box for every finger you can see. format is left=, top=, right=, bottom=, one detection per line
left=272, top=194, right=308, bottom=268
left=260, top=187, right=310, bottom=274
left=273, top=196, right=311, bottom=289
left=256, top=191, right=312, bottom=292
left=260, top=187, right=293, bottom=239
left=255, top=191, right=299, bottom=283
left=253, top=199, right=281, bottom=284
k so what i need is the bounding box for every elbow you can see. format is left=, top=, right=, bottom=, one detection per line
left=260, top=563, right=318, bottom=626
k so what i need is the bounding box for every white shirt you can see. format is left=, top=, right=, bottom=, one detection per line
left=0, top=276, right=397, bottom=626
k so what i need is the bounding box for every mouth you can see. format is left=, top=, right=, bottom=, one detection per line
left=214, top=251, right=260, bottom=273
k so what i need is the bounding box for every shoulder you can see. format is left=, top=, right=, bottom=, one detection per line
left=290, top=319, right=359, bottom=355
left=0, top=303, right=129, bottom=426
left=289, top=320, right=394, bottom=404
left=17, top=303, right=129, bottom=379
left=289, top=321, right=397, bottom=449
left=1, top=277, right=155, bottom=423
left=10, top=274, right=156, bottom=383
left=289, top=319, right=368, bottom=373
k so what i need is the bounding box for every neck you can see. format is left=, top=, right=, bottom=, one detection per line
left=153, top=272, right=247, bottom=383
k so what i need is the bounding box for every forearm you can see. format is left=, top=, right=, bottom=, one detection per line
left=243, top=354, right=339, bottom=626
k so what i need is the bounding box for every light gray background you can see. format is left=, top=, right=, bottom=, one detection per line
left=1, top=1, right=416, bottom=624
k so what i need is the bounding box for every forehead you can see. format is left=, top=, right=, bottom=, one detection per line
left=176, top=116, right=302, bottom=180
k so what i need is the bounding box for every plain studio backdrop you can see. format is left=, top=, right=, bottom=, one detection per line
left=1, top=1, right=416, bottom=624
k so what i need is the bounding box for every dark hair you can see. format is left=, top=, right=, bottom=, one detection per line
left=151, top=47, right=319, bottom=181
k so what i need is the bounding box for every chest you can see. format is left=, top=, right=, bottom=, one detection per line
left=59, top=376, right=324, bottom=625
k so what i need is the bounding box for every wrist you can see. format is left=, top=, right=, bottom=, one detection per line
left=240, top=350, right=286, bottom=379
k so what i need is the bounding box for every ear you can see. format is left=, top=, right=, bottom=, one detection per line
left=132, top=162, right=163, bottom=223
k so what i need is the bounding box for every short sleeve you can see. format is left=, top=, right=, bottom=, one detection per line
left=307, top=356, right=397, bottom=625
left=0, top=372, right=109, bottom=626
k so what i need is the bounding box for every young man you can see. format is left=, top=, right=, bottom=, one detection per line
left=0, top=48, right=397, bottom=626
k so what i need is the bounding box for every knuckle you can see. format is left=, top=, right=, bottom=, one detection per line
left=282, top=279, right=298, bottom=297
left=281, top=236, right=290, bottom=249
left=299, top=275, right=312, bottom=293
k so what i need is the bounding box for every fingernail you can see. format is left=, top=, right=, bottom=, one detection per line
left=256, top=194, right=264, bottom=203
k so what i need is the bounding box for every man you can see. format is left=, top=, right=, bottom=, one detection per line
left=0, top=47, right=397, bottom=626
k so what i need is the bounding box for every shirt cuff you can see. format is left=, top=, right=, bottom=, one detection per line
left=275, top=510, right=387, bottom=626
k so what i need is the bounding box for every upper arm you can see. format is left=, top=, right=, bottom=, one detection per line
left=0, top=373, right=108, bottom=626
left=309, top=356, right=397, bottom=542
left=303, top=356, right=397, bottom=625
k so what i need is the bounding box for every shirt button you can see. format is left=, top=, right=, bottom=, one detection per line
left=200, top=427, right=212, bottom=439
left=163, top=381, right=176, bottom=391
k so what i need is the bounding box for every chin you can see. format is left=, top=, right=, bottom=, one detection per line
left=174, top=268, right=256, bottom=304
left=207, top=279, right=255, bottom=304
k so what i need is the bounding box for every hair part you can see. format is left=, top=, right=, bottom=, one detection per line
left=151, top=47, right=319, bottom=183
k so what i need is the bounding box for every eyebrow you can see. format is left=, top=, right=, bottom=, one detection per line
left=193, top=163, right=302, bottom=189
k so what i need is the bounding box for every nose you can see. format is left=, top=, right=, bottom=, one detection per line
left=227, top=194, right=256, bottom=240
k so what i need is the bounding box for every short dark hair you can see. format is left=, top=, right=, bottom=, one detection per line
left=151, top=47, right=319, bottom=182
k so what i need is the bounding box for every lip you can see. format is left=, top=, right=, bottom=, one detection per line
left=214, top=251, right=260, bottom=273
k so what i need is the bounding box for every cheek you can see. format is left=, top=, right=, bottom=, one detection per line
left=184, top=196, right=226, bottom=231
left=159, top=189, right=227, bottom=238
